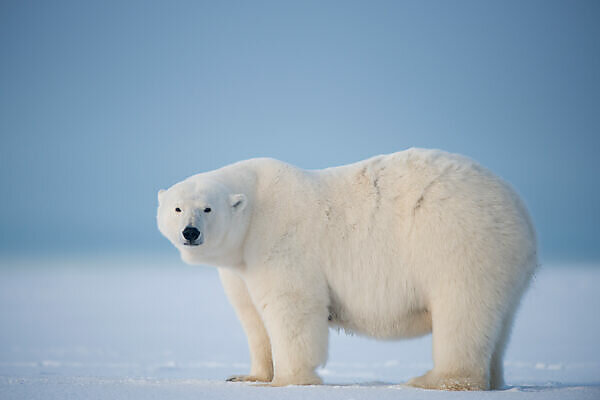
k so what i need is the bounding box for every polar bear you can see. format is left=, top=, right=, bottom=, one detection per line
left=157, top=148, right=537, bottom=390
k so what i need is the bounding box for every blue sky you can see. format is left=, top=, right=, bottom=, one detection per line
left=1, top=0, right=598, bottom=261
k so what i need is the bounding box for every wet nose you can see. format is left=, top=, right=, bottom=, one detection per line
left=182, top=226, right=200, bottom=241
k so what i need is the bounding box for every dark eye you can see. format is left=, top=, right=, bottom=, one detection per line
left=204, top=207, right=211, bottom=213
left=175, top=207, right=182, bottom=213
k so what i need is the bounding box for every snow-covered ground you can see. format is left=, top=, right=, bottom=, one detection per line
left=0, top=254, right=599, bottom=399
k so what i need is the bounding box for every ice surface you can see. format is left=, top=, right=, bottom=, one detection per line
left=0, top=255, right=598, bottom=399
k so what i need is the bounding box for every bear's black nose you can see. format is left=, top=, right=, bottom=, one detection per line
left=182, top=226, right=200, bottom=241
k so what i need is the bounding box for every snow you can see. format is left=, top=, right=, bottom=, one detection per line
left=0, top=254, right=599, bottom=399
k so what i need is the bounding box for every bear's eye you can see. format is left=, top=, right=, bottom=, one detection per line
left=204, top=207, right=211, bottom=213
left=175, top=207, right=182, bottom=213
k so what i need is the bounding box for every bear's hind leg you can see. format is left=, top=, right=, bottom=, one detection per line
left=489, top=321, right=508, bottom=390
left=407, top=291, right=502, bottom=391
left=489, top=300, right=520, bottom=390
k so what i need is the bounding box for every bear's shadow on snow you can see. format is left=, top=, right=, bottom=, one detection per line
left=319, top=381, right=600, bottom=392
left=324, top=381, right=393, bottom=387
left=506, top=383, right=600, bottom=392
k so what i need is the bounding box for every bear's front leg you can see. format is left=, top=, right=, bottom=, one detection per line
left=219, top=269, right=273, bottom=382
left=245, top=268, right=329, bottom=386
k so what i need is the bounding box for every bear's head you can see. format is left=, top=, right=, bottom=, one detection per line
left=157, top=178, right=249, bottom=266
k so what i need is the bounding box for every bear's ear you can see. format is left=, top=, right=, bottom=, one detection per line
left=158, top=189, right=166, bottom=204
left=230, top=193, right=246, bottom=211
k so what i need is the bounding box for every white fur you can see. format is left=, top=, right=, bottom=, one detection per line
left=157, top=148, right=537, bottom=390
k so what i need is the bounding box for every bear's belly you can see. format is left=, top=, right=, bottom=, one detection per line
left=326, top=289, right=432, bottom=339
